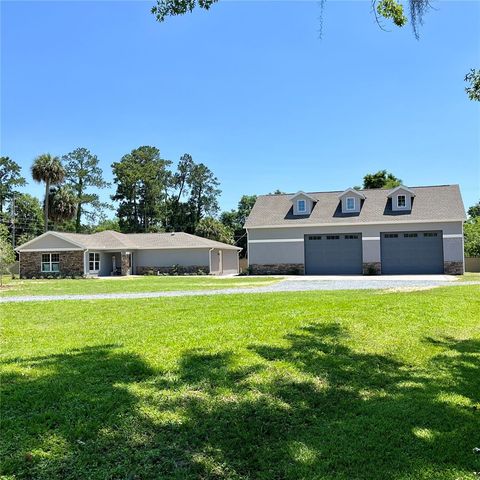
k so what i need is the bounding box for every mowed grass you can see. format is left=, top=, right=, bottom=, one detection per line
left=1, top=286, right=479, bottom=480
left=457, top=272, right=480, bottom=282
left=0, top=275, right=280, bottom=297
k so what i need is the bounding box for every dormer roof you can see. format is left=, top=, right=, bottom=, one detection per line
left=244, top=185, right=466, bottom=228
left=338, top=188, right=366, bottom=199
left=387, top=185, right=416, bottom=198
left=289, top=191, right=317, bottom=202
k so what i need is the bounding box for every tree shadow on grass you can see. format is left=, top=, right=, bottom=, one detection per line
left=143, top=323, right=479, bottom=479
left=2, top=327, right=479, bottom=479
left=1, top=344, right=155, bottom=479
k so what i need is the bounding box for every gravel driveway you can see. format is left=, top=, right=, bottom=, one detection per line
left=1, top=277, right=477, bottom=303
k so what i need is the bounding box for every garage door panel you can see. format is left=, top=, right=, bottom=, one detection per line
left=381, top=231, right=444, bottom=274
left=305, top=233, right=362, bottom=275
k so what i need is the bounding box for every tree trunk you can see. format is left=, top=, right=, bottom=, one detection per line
left=75, top=203, right=82, bottom=233
left=44, top=180, right=50, bottom=232
left=75, top=181, right=83, bottom=233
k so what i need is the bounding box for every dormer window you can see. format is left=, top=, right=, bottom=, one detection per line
left=387, top=185, right=415, bottom=212
left=338, top=188, right=365, bottom=214
left=290, top=191, right=316, bottom=215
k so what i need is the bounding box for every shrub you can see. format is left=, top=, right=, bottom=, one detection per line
left=365, top=264, right=378, bottom=276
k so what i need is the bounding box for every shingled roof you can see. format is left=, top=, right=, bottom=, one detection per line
left=245, top=185, right=466, bottom=228
left=17, top=231, right=241, bottom=251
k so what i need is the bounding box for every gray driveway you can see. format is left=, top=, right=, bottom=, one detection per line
left=1, top=276, right=477, bottom=303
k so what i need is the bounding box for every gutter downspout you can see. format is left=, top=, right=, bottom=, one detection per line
left=245, top=227, right=250, bottom=269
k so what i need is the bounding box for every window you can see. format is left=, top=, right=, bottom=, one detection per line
left=346, top=197, right=355, bottom=210
left=384, top=233, right=398, bottom=238
left=344, top=235, right=359, bottom=240
left=297, top=199, right=306, bottom=213
left=89, top=252, right=100, bottom=272
left=424, top=232, right=438, bottom=237
left=309, top=235, right=322, bottom=240
left=404, top=233, right=418, bottom=238
left=326, top=235, right=340, bottom=240
left=41, top=253, right=59, bottom=272
left=397, top=195, right=406, bottom=208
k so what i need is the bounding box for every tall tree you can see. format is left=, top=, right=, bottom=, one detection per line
left=47, top=186, right=77, bottom=227
left=464, top=218, right=480, bottom=257
left=0, top=157, right=26, bottom=214
left=112, top=146, right=171, bottom=232
left=31, top=154, right=65, bottom=232
left=0, top=232, right=15, bottom=286
left=187, top=162, right=221, bottom=228
left=362, top=170, right=402, bottom=189
left=62, top=147, right=110, bottom=232
left=220, top=194, right=257, bottom=255
left=9, top=193, right=44, bottom=247
left=195, top=217, right=234, bottom=244
left=467, top=201, right=480, bottom=219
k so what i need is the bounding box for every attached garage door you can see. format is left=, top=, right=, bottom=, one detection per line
left=381, top=231, right=444, bottom=274
left=304, top=233, right=362, bottom=275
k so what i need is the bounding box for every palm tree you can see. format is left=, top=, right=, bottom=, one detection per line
left=47, top=186, right=77, bottom=226
left=31, top=154, right=65, bottom=231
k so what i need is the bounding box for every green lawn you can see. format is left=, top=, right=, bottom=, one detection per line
left=457, top=272, right=480, bottom=282
left=0, top=275, right=280, bottom=297
left=1, top=286, right=479, bottom=479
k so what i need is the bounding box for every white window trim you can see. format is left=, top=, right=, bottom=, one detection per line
left=297, top=199, right=307, bottom=213
left=346, top=197, right=355, bottom=211
left=397, top=194, right=407, bottom=208
left=88, top=252, right=101, bottom=273
left=41, top=253, right=60, bottom=273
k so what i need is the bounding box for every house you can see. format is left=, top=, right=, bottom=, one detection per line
left=245, top=185, right=466, bottom=275
left=16, top=231, right=241, bottom=278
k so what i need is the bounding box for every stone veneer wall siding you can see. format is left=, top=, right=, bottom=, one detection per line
left=444, top=261, right=464, bottom=275
left=20, top=251, right=84, bottom=278
left=249, top=263, right=304, bottom=275
left=120, top=253, right=131, bottom=276
left=136, top=265, right=210, bottom=275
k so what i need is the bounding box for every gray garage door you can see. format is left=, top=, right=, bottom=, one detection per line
left=304, top=233, right=362, bottom=275
left=381, top=231, right=444, bottom=274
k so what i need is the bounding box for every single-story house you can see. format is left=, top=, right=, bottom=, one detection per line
left=16, top=231, right=241, bottom=278
left=245, top=184, right=466, bottom=275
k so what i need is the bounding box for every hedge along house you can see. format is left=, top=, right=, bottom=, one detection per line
left=16, top=231, right=242, bottom=278
left=245, top=185, right=466, bottom=275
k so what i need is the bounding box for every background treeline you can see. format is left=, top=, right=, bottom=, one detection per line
left=1, top=152, right=479, bottom=259
left=0, top=147, right=257, bottom=254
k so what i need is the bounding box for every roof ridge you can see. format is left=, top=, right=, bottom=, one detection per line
left=258, top=184, right=456, bottom=197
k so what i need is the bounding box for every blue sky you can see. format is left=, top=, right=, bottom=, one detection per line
left=1, top=0, right=479, bottom=214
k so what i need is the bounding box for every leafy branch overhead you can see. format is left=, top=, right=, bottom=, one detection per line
left=151, top=0, right=431, bottom=38
left=465, top=69, right=480, bottom=102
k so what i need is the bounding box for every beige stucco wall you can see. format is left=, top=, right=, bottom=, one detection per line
left=248, top=221, right=464, bottom=266
left=210, top=249, right=239, bottom=275
left=135, top=248, right=210, bottom=269
left=19, top=234, right=81, bottom=251
left=221, top=250, right=239, bottom=275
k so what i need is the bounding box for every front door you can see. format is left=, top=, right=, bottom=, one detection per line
left=89, top=252, right=100, bottom=274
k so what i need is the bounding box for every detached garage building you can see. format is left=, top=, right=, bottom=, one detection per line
left=16, top=231, right=241, bottom=278
left=245, top=185, right=466, bottom=275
